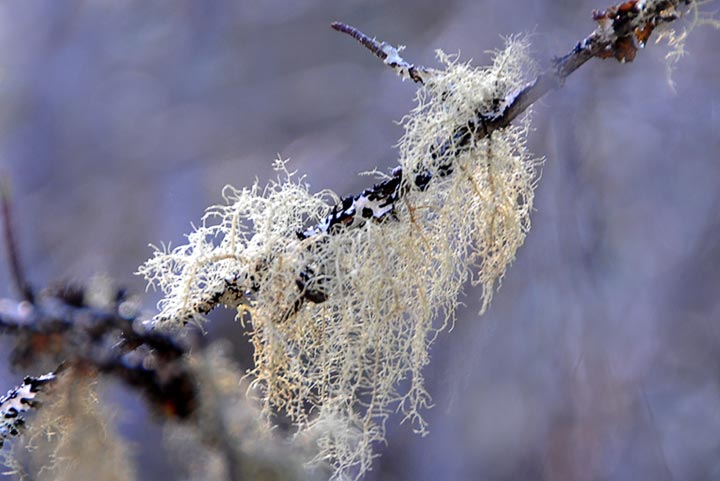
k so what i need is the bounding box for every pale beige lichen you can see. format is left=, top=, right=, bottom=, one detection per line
left=653, top=0, right=720, bottom=90
left=12, top=371, right=135, bottom=481
left=139, top=165, right=333, bottom=327
left=140, top=36, right=540, bottom=480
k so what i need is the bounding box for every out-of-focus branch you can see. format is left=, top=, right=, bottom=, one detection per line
left=0, top=178, right=34, bottom=304
left=0, top=0, right=706, bottom=461
left=0, top=179, right=199, bottom=447
left=0, top=370, right=58, bottom=449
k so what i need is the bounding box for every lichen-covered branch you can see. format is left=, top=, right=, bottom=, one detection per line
left=0, top=184, right=196, bottom=448
left=0, top=371, right=57, bottom=448
left=150, top=0, right=696, bottom=328
left=0, top=179, right=34, bottom=304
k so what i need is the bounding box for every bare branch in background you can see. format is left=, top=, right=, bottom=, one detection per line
left=0, top=283, right=197, bottom=413
left=330, top=21, right=433, bottom=84
left=0, top=371, right=58, bottom=449
left=0, top=0, right=713, bottom=479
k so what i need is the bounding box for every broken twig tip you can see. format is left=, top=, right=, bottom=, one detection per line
left=329, top=21, right=431, bottom=84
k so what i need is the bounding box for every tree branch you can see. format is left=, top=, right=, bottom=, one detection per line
left=0, top=0, right=704, bottom=471
left=160, top=0, right=695, bottom=326
left=0, top=278, right=199, bottom=447
left=0, top=5, right=695, bottom=346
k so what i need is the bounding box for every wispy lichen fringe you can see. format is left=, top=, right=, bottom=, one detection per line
left=139, top=37, right=540, bottom=479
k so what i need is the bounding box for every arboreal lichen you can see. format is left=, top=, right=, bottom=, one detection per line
left=139, top=36, right=540, bottom=479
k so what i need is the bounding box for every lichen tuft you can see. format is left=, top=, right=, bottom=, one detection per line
left=139, top=36, right=541, bottom=480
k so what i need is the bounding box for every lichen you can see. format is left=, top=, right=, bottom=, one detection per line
left=139, top=36, right=540, bottom=480
left=14, top=371, right=135, bottom=481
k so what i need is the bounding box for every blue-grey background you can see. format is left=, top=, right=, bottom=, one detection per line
left=0, top=1, right=718, bottom=480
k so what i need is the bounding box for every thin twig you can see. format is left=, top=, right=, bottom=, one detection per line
left=330, top=22, right=388, bottom=62
left=331, top=21, right=433, bottom=84
left=0, top=177, right=34, bottom=304
left=153, top=0, right=698, bottom=327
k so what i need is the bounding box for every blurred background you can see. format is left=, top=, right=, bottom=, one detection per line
left=0, top=1, right=718, bottom=480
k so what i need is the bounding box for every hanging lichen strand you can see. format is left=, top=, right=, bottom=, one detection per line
left=139, top=36, right=539, bottom=479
